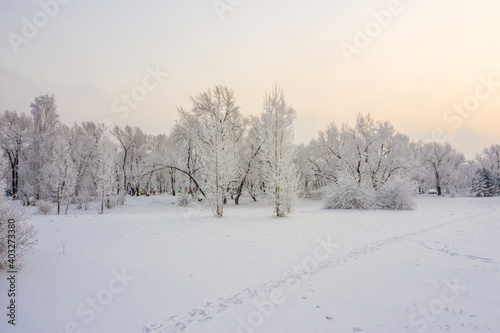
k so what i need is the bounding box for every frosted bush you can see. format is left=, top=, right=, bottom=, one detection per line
left=116, top=193, right=126, bottom=206
left=76, top=190, right=94, bottom=210
left=0, top=199, right=38, bottom=269
left=375, top=176, right=415, bottom=210
left=35, top=200, right=53, bottom=215
left=323, top=173, right=374, bottom=210
left=105, top=196, right=117, bottom=209
left=177, top=191, right=189, bottom=207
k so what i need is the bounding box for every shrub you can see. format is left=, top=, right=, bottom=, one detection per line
left=177, top=191, right=189, bottom=207
left=76, top=192, right=93, bottom=210
left=323, top=173, right=374, bottom=210
left=375, top=176, right=416, bottom=210
left=0, top=199, right=38, bottom=269
left=35, top=200, right=53, bottom=215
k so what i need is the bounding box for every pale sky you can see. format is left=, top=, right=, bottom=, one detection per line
left=1, top=0, right=499, bottom=159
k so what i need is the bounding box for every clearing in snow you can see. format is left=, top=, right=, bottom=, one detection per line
left=1, top=195, right=499, bottom=333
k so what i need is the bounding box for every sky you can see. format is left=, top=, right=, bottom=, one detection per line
left=1, top=0, right=500, bottom=159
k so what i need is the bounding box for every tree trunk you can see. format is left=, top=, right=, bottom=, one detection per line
left=235, top=179, right=244, bottom=205
left=435, top=170, right=442, bottom=196
left=10, top=160, right=16, bottom=198
left=171, top=173, right=176, bottom=196
left=65, top=194, right=70, bottom=215
left=57, top=187, right=60, bottom=215
left=216, top=196, right=223, bottom=217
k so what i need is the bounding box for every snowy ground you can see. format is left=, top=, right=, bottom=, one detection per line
left=1, top=195, right=499, bottom=333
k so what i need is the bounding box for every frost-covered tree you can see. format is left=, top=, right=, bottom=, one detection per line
left=312, top=114, right=415, bottom=210
left=407, top=141, right=431, bottom=194
left=142, top=134, right=169, bottom=195
left=260, top=83, right=299, bottom=217
left=95, top=135, right=117, bottom=214
left=296, top=143, right=316, bottom=194
left=0, top=110, right=32, bottom=199
left=309, top=122, right=350, bottom=186
left=111, top=125, right=144, bottom=199
left=472, top=167, right=497, bottom=197
left=152, top=126, right=206, bottom=198
left=164, top=131, right=185, bottom=196
left=234, top=115, right=263, bottom=205
left=170, top=123, right=199, bottom=196
left=421, top=142, right=465, bottom=196
left=353, top=116, right=411, bottom=190
left=126, top=129, right=148, bottom=196
left=0, top=156, right=7, bottom=192
left=178, top=86, right=243, bottom=217
left=24, top=94, right=60, bottom=202
left=476, top=144, right=500, bottom=195
left=43, top=126, right=78, bottom=215
left=72, top=122, right=107, bottom=209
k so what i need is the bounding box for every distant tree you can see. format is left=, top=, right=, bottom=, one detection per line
left=95, top=136, right=117, bottom=214
left=111, top=125, right=144, bottom=199
left=43, top=126, right=78, bottom=215
left=421, top=142, right=465, bottom=196
left=170, top=122, right=201, bottom=197
left=72, top=122, right=107, bottom=209
left=312, top=114, right=415, bottom=210
left=476, top=144, right=500, bottom=195
left=455, top=160, right=478, bottom=196
left=143, top=134, right=169, bottom=195
left=296, top=143, right=315, bottom=194
left=234, top=115, right=263, bottom=205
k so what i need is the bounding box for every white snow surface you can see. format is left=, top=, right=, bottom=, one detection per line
left=1, top=195, right=499, bottom=333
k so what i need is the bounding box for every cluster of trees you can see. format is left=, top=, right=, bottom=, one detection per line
left=1, top=87, right=500, bottom=217
left=300, top=118, right=499, bottom=208
left=0, top=84, right=298, bottom=217
left=298, top=115, right=466, bottom=209
left=174, top=84, right=298, bottom=217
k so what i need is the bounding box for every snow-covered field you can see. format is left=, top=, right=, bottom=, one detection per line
left=1, top=195, right=499, bottom=333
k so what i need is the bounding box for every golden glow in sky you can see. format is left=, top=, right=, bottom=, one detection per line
left=1, top=0, right=499, bottom=158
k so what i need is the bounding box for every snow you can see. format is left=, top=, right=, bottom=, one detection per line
left=1, top=195, right=499, bottom=333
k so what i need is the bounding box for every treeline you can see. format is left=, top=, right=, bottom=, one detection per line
left=1, top=86, right=499, bottom=216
